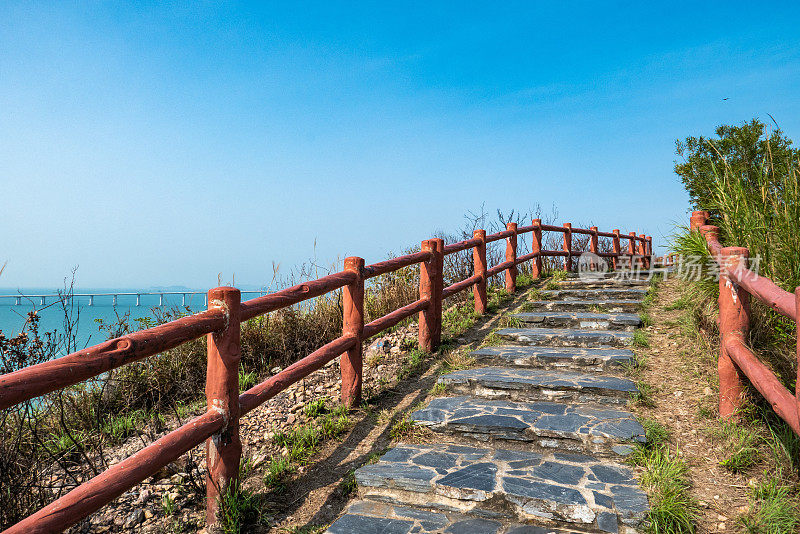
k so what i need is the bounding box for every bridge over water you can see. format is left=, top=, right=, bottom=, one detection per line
left=0, top=290, right=269, bottom=307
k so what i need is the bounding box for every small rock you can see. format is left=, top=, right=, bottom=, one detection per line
left=144, top=510, right=154, bottom=520
left=271, top=366, right=282, bottom=374
left=287, top=414, right=296, bottom=424
left=674, top=391, right=683, bottom=397
left=124, top=509, right=145, bottom=528
left=703, top=387, right=713, bottom=396
left=717, top=514, right=728, bottom=521
left=135, top=489, right=152, bottom=505
left=718, top=523, right=726, bottom=530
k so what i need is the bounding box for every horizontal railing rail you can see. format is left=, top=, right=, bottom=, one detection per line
left=689, top=211, right=800, bottom=437
left=0, top=218, right=653, bottom=533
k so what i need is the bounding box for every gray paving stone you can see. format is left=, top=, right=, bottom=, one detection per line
left=556, top=279, right=650, bottom=288
left=513, top=312, right=641, bottom=331
left=411, top=396, right=644, bottom=456
left=539, top=288, right=647, bottom=300
left=523, top=300, right=642, bottom=312
left=471, top=345, right=634, bottom=372
left=327, top=501, right=583, bottom=533
left=438, top=367, right=637, bottom=405
left=353, top=443, right=647, bottom=529
left=498, top=327, right=633, bottom=348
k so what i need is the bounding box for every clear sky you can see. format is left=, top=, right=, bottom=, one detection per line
left=2, top=2, right=799, bottom=289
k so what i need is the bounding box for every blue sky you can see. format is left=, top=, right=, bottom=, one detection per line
left=2, top=2, right=799, bottom=288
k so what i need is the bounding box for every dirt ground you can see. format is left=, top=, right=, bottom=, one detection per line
left=632, top=276, right=750, bottom=533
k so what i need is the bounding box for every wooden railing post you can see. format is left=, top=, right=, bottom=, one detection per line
left=646, top=236, right=653, bottom=269
left=341, top=256, right=365, bottom=408
left=205, top=286, right=242, bottom=530
left=563, top=223, right=572, bottom=271
left=531, top=218, right=542, bottom=279
left=718, top=247, right=750, bottom=420
left=612, top=229, right=621, bottom=270
left=638, top=234, right=647, bottom=269
left=473, top=229, right=487, bottom=314
left=505, top=222, right=518, bottom=293
left=796, top=288, right=800, bottom=425
left=419, top=239, right=444, bottom=352
left=628, top=231, right=636, bottom=269
left=690, top=210, right=708, bottom=231
left=589, top=226, right=599, bottom=271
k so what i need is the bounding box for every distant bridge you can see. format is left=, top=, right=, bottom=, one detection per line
left=0, top=290, right=269, bottom=307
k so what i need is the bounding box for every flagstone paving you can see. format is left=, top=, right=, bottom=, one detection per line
left=524, top=300, right=642, bottom=313
left=512, top=312, right=641, bottom=331
left=498, top=327, right=634, bottom=348
left=470, top=346, right=635, bottom=373
left=327, top=273, right=656, bottom=534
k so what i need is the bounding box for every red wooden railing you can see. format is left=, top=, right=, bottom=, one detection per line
left=690, top=211, right=800, bottom=435
left=0, top=220, right=652, bottom=533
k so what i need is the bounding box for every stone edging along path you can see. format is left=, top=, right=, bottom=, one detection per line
left=326, top=273, right=659, bottom=534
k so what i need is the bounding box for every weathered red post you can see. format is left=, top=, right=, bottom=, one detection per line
left=505, top=222, right=518, bottom=293
left=638, top=234, right=647, bottom=269
left=628, top=232, right=636, bottom=268
left=718, top=247, right=750, bottom=420
left=205, top=287, right=242, bottom=530
left=646, top=236, right=653, bottom=269
left=796, top=288, right=799, bottom=425
left=419, top=239, right=444, bottom=352
left=563, top=223, right=572, bottom=271
left=612, top=229, right=621, bottom=270
left=531, top=218, right=542, bottom=279
left=473, top=229, right=487, bottom=314
left=341, top=256, right=365, bottom=408
left=690, top=210, right=708, bottom=231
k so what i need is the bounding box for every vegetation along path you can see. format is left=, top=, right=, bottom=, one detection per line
left=327, top=271, right=656, bottom=533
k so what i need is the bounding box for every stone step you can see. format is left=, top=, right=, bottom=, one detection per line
left=327, top=501, right=583, bottom=534
left=566, top=270, right=666, bottom=280
left=539, top=289, right=647, bottom=301
left=438, top=367, right=638, bottom=406
left=411, top=396, right=644, bottom=457
left=523, top=300, right=642, bottom=313
left=471, top=346, right=634, bottom=373
left=555, top=279, right=650, bottom=289
left=353, top=443, right=648, bottom=531
left=512, top=312, right=641, bottom=331
left=498, top=327, right=633, bottom=348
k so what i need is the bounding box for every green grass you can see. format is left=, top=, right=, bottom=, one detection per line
left=712, top=422, right=762, bottom=473
left=238, top=367, right=258, bottom=390
left=218, top=478, right=261, bottom=534
left=263, top=456, right=296, bottom=490
left=338, top=469, right=357, bottom=496
left=631, top=380, right=656, bottom=407
left=639, top=311, right=653, bottom=327
left=389, top=415, right=418, bottom=441
left=429, top=382, right=448, bottom=396
left=161, top=494, right=177, bottom=516
left=397, top=349, right=428, bottom=380
left=442, top=301, right=480, bottom=337
left=273, top=405, right=351, bottom=463
left=740, top=478, right=800, bottom=534
left=638, top=446, right=700, bottom=534
left=633, top=329, right=650, bottom=347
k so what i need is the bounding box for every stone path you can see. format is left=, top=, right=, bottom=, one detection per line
left=327, top=273, right=656, bottom=533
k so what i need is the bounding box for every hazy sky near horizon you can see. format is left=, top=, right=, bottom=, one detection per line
left=2, top=2, right=799, bottom=288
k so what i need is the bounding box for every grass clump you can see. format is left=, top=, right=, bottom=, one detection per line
left=637, top=446, right=699, bottom=533
left=739, top=478, right=800, bottom=533
left=633, top=330, right=649, bottom=347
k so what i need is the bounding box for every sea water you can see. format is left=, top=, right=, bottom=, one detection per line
left=0, top=288, right=265, bottom=354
